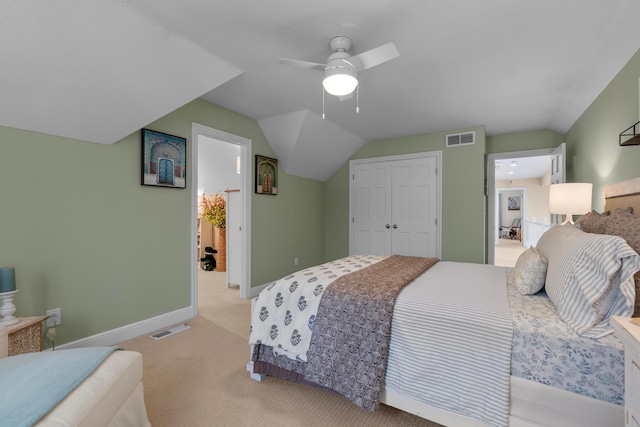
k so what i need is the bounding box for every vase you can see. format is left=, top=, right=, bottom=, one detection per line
left=214, top=227, right=226, bottom=272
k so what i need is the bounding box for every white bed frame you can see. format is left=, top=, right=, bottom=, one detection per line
left=382, top=377, right=622, bottom=427
left=248, top=177, right=640, bottom=427
left=248, top=345, right=622, bottom=427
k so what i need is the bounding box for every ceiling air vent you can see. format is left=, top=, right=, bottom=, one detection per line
left=446, top=131, right=475, bottom=148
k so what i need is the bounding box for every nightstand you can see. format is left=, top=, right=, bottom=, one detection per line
left=7, top=315, right=49, bottom=356
left=612, top=316, right=640, bottom=427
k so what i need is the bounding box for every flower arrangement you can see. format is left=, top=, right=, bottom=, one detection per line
left=200, top=192, right=226, bottom=228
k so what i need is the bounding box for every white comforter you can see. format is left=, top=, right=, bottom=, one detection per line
left=385, top=261, right=513, bottom=427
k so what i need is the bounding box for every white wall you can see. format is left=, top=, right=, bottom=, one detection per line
left=197, top=135, right=241, bottom=195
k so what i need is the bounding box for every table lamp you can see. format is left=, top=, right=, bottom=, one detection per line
left=549, top=183, right=593, bottom=225
left=0, top=267, right=19, bottom=325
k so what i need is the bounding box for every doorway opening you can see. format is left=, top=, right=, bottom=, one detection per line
left=190, top=123, right=252, bottom=320
left=487, top=144, right=565, bottom=266
left=495, top=187, right=526, bottom=267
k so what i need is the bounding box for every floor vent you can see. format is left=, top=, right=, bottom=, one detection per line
left=446, top=131, right=475, bottom=147
left=150, top=324, right=190, bottom=340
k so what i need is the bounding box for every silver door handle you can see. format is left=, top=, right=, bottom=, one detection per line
left=385, top=224, right=391, bottom=229
left=393, top=224, right=398, bottom=229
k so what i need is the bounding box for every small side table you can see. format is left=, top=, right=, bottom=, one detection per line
left=7, top=315, right=49, bottom=356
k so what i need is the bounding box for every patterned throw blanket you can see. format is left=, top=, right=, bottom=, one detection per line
left=303, top=255, right=438, bottom=411
left=249, top=255, right=386, bottom=362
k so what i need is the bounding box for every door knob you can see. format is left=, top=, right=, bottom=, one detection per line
left=393, top=224, right=398, bottom=229
left=385, top=224, right=391, bottom=229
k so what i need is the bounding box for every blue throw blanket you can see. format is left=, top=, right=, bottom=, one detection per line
left=0, top=346, right=121, bottom=427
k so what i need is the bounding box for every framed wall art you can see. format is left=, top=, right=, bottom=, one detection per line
left=508, top=196, right=521, bottom=211
left=255, top=154, right=278, bottom=195
left=141, top=129, right=186, bottom=189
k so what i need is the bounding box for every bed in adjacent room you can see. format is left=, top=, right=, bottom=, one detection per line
left=247, top=176, right=640, bottom=427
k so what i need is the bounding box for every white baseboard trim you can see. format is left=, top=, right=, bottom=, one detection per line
left=55, top=284, right=265, bottom=350
left=250, top=282, right=270, bottom=298
left=53, top=307, right=195, bottom=350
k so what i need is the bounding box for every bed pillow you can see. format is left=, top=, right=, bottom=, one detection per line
left=536, top=224, right=640, bottom=338
left=605, top=208, right=640, bottom=315
left=575, top=209, right=610, bottom=234
left=509, top=246, right=547, bottom=295
left=575, top=207, right=634, bottom=234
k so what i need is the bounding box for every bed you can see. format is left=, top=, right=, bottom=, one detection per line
left=247, top=177, right=640, bottom=427
left=0, top=325, right=151, bottom=427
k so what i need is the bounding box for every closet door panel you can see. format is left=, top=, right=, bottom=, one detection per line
left=350, top=154, right=438, bottom=258
left=352, top=162, right=392, bottom=256
left=391, top=157, right=437, bottom=257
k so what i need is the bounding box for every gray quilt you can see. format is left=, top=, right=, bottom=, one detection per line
left=302, top=255, right=438, bottom=410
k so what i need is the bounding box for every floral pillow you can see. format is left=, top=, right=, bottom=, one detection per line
left=509, top=246, right=548, bottom=295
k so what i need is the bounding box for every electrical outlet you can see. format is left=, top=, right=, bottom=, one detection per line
left=46, top=308, right=61, bottom=327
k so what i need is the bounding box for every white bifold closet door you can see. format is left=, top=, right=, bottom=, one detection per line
left=351, top=155, right=437, bottom=257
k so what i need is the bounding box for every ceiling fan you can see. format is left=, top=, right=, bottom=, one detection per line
left=280, top=36, right=400, bottom=97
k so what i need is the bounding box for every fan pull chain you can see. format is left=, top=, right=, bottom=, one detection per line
left=356, top=85, right=359, bottom=114
left=322, top=87, right=325, bottom=119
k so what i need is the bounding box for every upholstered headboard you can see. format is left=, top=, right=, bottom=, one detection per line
left=604, top=176, right=640, bottom=213
left=602, top=177, right=640, bottom=316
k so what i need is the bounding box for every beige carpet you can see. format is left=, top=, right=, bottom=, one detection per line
left=494, top=238, right=526, bottom=267
left=118, top=271, right=443, bottom=427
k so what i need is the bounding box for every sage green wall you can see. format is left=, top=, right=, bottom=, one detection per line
left=565, top=48, right=640, bottom=211
left=160, top=100, right=325, bottom=285
left=0, top=98, right=324, bottom=347
left=324, top=126, right=486, bottom=263
left=486, top=129, right=564, bottom=154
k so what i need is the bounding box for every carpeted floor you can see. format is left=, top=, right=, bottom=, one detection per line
left=118, top=271, right=443, bottom=426
left=494, top=238, right=526, bottom=267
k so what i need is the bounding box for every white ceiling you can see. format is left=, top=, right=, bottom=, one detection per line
left=3, top=1, right=640, bottom=181
left=494, top=156, right=551, bottom=180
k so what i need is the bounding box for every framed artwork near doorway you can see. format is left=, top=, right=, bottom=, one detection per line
left=255, top=154, right=278, bottom=195
left=508, top=196, right=521, bottom=210
left=141, top=128, right=187, bottom=188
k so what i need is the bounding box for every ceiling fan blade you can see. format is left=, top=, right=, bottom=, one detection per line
left=279, top=58, right=326, bottom=71
left=348, top=42, right=399, bottom=72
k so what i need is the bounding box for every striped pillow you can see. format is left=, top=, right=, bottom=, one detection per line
left=536, top=224, right=640, bottom=338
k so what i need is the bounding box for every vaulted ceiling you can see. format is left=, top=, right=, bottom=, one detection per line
left=3, top=1, right=640, bottom=181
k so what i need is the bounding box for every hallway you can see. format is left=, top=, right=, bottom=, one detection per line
left=494, top=238, right=527, bottom=267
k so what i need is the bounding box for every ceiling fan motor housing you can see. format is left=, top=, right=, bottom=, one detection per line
left=329, top=36, right=352, bottom=53
left=326, top=51, right=356, bottom=72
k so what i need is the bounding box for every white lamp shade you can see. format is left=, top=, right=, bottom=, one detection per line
left=323, top=67, right=358, bottom=96
left=549, top=183, right=593, bottom=216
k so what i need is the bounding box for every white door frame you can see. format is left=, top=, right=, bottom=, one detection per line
left=191, top=123, right=252, bottom=314
left=487, top=145, right=564, bottom=265
left=349, top=150, right=442, bottom=259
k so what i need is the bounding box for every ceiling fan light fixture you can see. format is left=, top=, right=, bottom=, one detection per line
left=322, top=66, right=358, bottom=96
